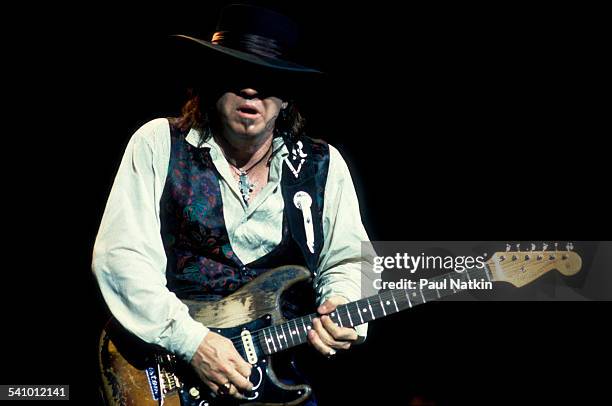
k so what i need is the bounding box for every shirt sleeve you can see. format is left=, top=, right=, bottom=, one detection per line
left=316, top=145, right=377, bottom=341
left=92, top=118, right=209, bottom=363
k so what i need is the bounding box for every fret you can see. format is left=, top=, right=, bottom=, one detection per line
left=293, top=319, right=303, bottom=343
left=262, top=328, right=272, bottom=354
left=355, top=301, right=364, bottom=324
left=300, top=317, right=308, bottom=336
left=419, top=288, right=426, bottom=303
left=437, top=274, right=454, bottom=297
left=421, top=285, right=438, bottom=302
left=407, top=288, right=422, bottom=305
left=366, top=297, right=376, bottom=320
left=280, top=324, right=289, bottom=349
left=344, top=304, right=354, bottom=327
left=403, top=289, right=412, bottom=308
left=381, top=295, right=398, bottom=314
left=283, top=322, right=295, bottom=346
left=460, top=272, right=471, bottom=290
left=358, top=300, right=369, bottom=322
left=390, top=290, right=400, bottom=312
left=371, top=295, right=385, bottom=319
left=378, top=296, right=387, bottom=316
left=273, top=325, right=284, bottom=350
left=332, top=308, right=343, bottom=328
left=268, top=327, right=277, bottom=353
left=280, top=324, right=289, bottom=347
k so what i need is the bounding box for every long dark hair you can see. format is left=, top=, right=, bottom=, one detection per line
left=170, top=86, right=306, bottom=146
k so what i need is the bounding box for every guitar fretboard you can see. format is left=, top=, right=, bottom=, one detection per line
left=256, top=265, right=492, bottom=355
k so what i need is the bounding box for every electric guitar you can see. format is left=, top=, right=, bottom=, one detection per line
left=99, top=245, right=582, bottom=405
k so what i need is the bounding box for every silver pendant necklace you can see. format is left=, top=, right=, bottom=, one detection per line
left=228, top=142, right=273, bottom=205
left=236, top=169, right=257, bottom=205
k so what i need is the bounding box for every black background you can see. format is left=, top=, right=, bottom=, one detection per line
left=3, top=1, right=610, bottom=405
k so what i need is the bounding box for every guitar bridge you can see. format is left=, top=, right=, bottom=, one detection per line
left=153, top=353, right=181, bottom=404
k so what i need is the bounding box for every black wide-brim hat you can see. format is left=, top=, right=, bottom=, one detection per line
left=173, top=4, right=322, bottom=74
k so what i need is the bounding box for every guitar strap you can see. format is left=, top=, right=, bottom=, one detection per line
left=280, top=135, right=329, bottom=274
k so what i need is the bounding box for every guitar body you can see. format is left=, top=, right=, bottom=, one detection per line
left=99, top=265, right=314, bottom=406
left=98, top=244, right=583, bottom=405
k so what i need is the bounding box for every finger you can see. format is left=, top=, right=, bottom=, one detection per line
left=226, top=367, right=254, bottom=392
left=321, top=315, right=358, bottom=341
left=313, top=317, right=347, bottom=349
left=207, top=370, right=229, bottom=387
left=308, top=329, right=333, bottom=356
left=203, top=377, right=219, bottom=394
left=208, top=382, right=245, bottom=400
left=228, top=342, right=253, bottom=376
left=317, top=299, right=338, bottom=315
left=317, top=296, right=349, bottom=315
left=228, top=384, right=247, bottom=399
left=231, top=356, right=252, bottom=378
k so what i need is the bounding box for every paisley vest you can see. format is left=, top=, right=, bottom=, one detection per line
left=160, top=122, right=330, bottom=301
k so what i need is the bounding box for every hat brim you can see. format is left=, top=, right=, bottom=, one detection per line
left=172, top=34, right=323, bottom=74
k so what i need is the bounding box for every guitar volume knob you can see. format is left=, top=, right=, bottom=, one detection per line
left=189, top=387, right=200, bottom=399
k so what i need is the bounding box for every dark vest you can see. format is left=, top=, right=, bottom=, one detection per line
left=160, top=122, right=330, bottom=301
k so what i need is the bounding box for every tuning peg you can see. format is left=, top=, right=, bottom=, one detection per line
left=531, top=243, right=536, bottom=251
left=542, top=242, right=549, bottom=251
left=516, top=243, right=521, bottom=252
left=506, top=244, right=511, bottom=252
left=566, top=242, right=574, bottom=251
left=554, top=242, right=559, bottom=252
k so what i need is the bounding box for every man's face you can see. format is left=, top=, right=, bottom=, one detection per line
left=215, top=87, right=284, bottom=139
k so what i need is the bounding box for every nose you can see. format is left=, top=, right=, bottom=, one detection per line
left=240, top=88, right=259, bottom=99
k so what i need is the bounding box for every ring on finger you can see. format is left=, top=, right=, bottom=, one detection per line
left=217, top=382, right=232, bottom=396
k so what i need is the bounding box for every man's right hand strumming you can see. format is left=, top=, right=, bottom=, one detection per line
left=190, top=331, right=253, bottom=399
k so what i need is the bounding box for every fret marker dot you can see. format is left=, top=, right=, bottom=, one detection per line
left=362, top=308, right=367, bottom=312
left=307, top=325, right=311, bottom=330
left=331, top=312, right=335, bottom=317
left=267, top=339, right=272, bottom=343
left=292, top=330, right=296, bottom=334
left=412, top=292, right=417, bottom=297
left=386, top=300, right=390, bottom=305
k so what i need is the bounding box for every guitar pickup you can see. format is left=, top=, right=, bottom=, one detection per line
left=241, top=330, right=258, bottom=364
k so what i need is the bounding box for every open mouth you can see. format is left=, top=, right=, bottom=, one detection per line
left=237, top=106, right=261, bottom=116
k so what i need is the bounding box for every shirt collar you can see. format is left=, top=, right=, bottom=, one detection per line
left=185, top=128, right=289, bottom=162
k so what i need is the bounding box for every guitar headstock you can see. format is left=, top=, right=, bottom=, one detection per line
left=487, top=242, right=582, bottom=287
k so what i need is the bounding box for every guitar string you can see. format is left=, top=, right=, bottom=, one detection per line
left=227, top=287, right=443, bottom=351
left=225, top=257, right=570, bottom=350
left=226, top=257, right=567, bottom=350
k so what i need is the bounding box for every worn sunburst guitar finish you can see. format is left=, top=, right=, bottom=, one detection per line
left=99, top=248, right=582, bottom=406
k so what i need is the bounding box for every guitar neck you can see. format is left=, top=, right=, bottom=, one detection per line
left=257, top=265, right=493, bottom=355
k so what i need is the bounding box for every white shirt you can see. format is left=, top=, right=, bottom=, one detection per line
left=92, top=118, right=373, bottom=362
